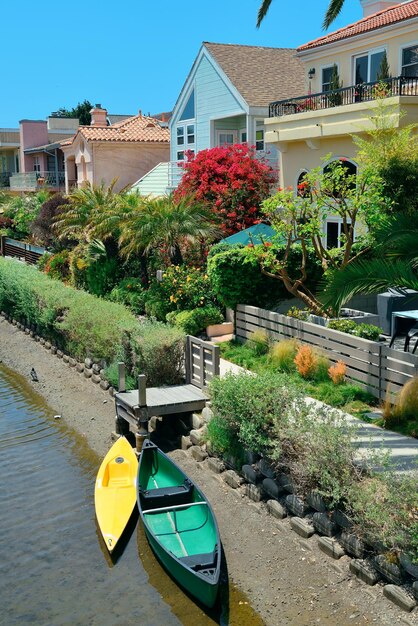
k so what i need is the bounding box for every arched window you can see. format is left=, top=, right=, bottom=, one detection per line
left=296, top=170, right=310, bottom=197
left=323, top=158, right=357, bottom=195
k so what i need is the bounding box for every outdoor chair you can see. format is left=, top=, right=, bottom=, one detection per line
left=404, top=322, right=418, bottom=353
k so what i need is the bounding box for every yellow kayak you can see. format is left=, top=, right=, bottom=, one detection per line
left=95, top=436, right=138, bottom=553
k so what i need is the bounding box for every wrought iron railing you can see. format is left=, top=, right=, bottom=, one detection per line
left=269, top=75, right=418, bottom=118
left=9, top=171, right=66, bottom=191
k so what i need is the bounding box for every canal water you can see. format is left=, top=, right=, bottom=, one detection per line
left=0, top=363, right=263, bottom=626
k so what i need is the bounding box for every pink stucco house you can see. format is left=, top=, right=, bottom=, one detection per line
left=61, top=105, right=170, bottom=192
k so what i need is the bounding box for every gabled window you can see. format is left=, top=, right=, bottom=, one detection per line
left=179, top=90, right=195, bottom=121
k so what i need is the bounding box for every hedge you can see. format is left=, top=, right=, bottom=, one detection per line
left=0, top=258, right=184, bottom=385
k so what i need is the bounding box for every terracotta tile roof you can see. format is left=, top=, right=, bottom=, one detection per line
left=298, top=0, right=418, bottom=51
left=204, top=42, right=305, bottom=106
left=63, top=114, right=170, bottom=146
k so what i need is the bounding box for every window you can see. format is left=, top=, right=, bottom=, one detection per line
left=186, top=124, right=195, bottom=144
left=326, top=220, right=353, bottom=249
left=177, top=151, right=184, bottom=161
left=33, top=156, right=40, bottom=173
left=322, top=66, right=334, bottom=91
left=354, top=49, right=385, bottom=83
left=240, top=128, right=247, bottom=143
left=216, top=130, right=237, bottom=147
left=177, top=127, right=184, bottom=146
left=179, top=90, right=195, bottom=121
left=255, top=121, right=264, bottom=151
left=402, top=45, right=418, bottom=77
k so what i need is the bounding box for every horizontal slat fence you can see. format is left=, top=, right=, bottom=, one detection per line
left=185, top=335, right=220, bottom=389
left=236, top=304, right=418, bottom=400
left=1, top=236, right=45, bottom=265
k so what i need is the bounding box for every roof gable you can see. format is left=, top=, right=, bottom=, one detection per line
left=203, top=42, right=305, bottom=106
left=298, top=0, right=418, bottom=52
left=63, top=114, right=170, bottom=147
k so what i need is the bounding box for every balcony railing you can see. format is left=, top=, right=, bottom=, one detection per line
left=269, top=75, right=418, bottom=118
left=9, top=171, right=66, bottom=191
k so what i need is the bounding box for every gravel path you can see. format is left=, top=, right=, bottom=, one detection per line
left=0, top=317, right=416, bottom=626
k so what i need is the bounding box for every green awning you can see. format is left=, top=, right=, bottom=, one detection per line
left=221, top=223, right=280, bottom=246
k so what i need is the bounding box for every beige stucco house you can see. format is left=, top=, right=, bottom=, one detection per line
left=265, top=0, right=418, bottom=247
left=62, top=105, right=170, bottom=193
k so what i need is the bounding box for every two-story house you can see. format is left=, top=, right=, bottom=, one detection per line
left=265, top=0, right=418, bottom=247
left=133, top=42, right=304, bottom=196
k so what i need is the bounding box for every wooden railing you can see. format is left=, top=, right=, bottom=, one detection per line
left=235, top=304, right=418, bottom=400
left=269, top=75, right=418, bottom=118
left=0, top=236, right=45, bottom=265
left=185, top=335, right=220, bottom=389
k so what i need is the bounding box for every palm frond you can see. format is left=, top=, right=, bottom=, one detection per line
left=320, top=258, right=418, bottom=313
left=256, top=0, right=273, bottom=28
left=323, top=0, right=345, bottom=29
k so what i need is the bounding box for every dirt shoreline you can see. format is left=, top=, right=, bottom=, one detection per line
left=0, top=316, right=416, bottom=626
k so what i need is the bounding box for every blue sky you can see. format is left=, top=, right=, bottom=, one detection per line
left=2, top=0, right=362, bottom=127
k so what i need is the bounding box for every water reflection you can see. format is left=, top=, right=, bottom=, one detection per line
left=0, top=363, right=262, bottom=625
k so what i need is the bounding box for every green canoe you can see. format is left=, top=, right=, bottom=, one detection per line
left=137, top=440, right=221, bottom=608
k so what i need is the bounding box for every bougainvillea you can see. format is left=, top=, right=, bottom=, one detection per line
left=174, top=144, right=277, bottom=236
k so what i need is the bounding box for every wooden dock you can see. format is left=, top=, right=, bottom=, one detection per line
left=114, top=336, right=220, bottom=448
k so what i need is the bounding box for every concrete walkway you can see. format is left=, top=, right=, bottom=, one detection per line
left=219, top=358, right=418, bottom=474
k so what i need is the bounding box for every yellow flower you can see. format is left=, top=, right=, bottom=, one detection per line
left=204, top=274, right=208, bottom=280
left=186, top=276, right=191, bottom=282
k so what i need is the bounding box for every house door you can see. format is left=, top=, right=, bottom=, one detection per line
left=216, top=130, right=238, bottom=147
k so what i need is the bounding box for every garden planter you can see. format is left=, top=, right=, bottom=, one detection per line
left=308, top=308, right=380, bottom=328
left=206, top=322, right=233, bottom=338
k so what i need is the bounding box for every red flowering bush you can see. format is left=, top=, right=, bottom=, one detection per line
left=174, top=144, right=277, bottom=236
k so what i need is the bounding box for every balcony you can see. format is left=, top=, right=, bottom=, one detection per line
left=269, top=76, right=418, bottom=117
left=9, top=171, right=66, bottom=192
left=266, top=76, right=418, bottom=146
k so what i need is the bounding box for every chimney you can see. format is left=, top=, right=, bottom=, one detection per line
left=90, top=104, right=108, bottom=126
left=359, top=0, right=400, bottom=17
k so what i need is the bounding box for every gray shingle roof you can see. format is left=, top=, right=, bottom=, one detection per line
left=204, top=42, right=305, bottom=107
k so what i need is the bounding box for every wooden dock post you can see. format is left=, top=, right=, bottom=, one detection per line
left=115, top=362, right=128, bottom=436
left=135, top=374, right=148, bottom=454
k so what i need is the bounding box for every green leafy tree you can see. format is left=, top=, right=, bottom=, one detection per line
left=251, top=158, right=385, bottom=315
left=53, top=100, right=93, bottom=125
left=327, top=64, right=343, bottom=106
left=257, top=0, right=346, bottom=29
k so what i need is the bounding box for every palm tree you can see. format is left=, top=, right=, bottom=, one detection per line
left=117, top=194, right=221, bottom=265
left=53, top=180, right=120, bottom=244
left=257, top=0, right=345, bottom=30
left=320, top=213, right=418, bottom=313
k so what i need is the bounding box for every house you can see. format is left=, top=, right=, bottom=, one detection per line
left=61, top=105, right=170, bottom=193
left=265, top=0, right=418, bottom=247
left=1, top=117, right=78, bottom=191
left=133, top=42, right=305, bottom=196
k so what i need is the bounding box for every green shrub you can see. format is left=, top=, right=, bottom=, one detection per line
left=209, top=370, right=356, bottom=506
left=269, top=339, right=298, bottom=372
left=347, top=471, right=418, bottom=561
left=43, top=250, right=71, bottom=282
left=307, top=381, right=374, bottom=407
left=328, top=319, right=358, bottom=334
left=85, top=257, right=121, bottom=296
left=315, top=354, right=332, bottom=382
left=286, top=306, right=309, bottom=321
left=206, top=414, right=246, bottom=467
left=104, top=360, right=136, bottom=391
left=131, top=320, right=184, bottom=386
left=209, top=371, right=299, bottom=457
left=108, top=277, right=147, bottom=314
left=351, top=323, right=383, bottom=341
left=0, top=259, right=184, bottom=386
left=328, top=319, right=383, bottom=341
left=166, top=306, right=223, bottom=336
left=247, top=329, right=270, bottom=356
left=144, top=264, right=218, bottom=321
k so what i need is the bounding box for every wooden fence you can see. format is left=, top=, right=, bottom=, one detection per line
left=0, top=236, right=45, bottom=265
left=235, top=304, right=418, bottom=400
left=185, top=335, right=220, bottom=389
